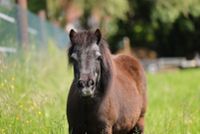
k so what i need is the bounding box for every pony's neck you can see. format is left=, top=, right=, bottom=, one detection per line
left=98, top=40, right=113, bottom=94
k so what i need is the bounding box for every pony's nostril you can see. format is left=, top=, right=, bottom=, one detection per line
left=77, top=80, right=85, bottom=88
left=87, top=79, right=94, bottom=87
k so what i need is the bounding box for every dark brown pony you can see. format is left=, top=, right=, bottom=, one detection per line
left=67, top=29, right=147, bottom=134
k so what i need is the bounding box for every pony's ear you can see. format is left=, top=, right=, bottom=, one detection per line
left=95, top=29, right=101, bottom=44
left=69, top=29, right=76, bottom=42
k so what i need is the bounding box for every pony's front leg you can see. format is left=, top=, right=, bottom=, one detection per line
left=69, top=126, right=85, bottom=134
left=130, top=116, right=145, bottom=134
left=100, top=126, right=112, bottom=134
left=87, top=125, right=112, bottom=134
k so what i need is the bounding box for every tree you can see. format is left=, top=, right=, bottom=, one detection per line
left=27, top=0, right=200, bottom=57
left=28, top=0, right=47, bottom=14
left=109, top=0, right=200, bottom=57
left=72, top=0, right=129, bottom=36
left=152, top=0, right=200, bottom=57
left=45, top=0, right=129, bottom=35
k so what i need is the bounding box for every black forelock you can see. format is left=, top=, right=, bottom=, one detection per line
left=71, top=30, right=97, bottom=46
left=68, top=30, right=99, bottom=64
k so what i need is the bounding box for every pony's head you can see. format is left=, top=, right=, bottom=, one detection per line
left=68, top=29, right=102, bottom=97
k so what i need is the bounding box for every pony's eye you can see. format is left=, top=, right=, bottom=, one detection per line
left=71, top=53, right=78, bottom=60
left=96, top=51, right=101, bottom=60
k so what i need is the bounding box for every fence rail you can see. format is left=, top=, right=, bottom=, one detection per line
left=0, top=46, right=16, bottom=53
left=142, top=55, right=200, bottom=72
left=0, top=3, right=69, bottom=53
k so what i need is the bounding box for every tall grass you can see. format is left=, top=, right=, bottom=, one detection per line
left=146, top=69, right=200, bottom=134
left=0, top=45, right=72, bottom=134
left=0, top=46, right=200, bottom=133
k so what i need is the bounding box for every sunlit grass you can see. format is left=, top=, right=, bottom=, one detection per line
left=0, top=45, right=73, bottom=134
left=0, top=46, right=200, bottom=133
left=146, top=69, right=200, bottom=134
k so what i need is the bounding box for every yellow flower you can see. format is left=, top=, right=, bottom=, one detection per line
left=19, top=104, right=23, bottom=108
left=11, top=77, right=15, bottom=81
left=1, top=83, right=4, bottom=87
left=11, top=85, right=14, bottom=89
left=16, top=115, right=20, bottom=120
left=38, top=111, right=42, bottom=116
left=26, top=120, right=30, bottom=124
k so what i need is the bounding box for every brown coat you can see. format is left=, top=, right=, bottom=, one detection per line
left=67, top=30, right=147, bottom=134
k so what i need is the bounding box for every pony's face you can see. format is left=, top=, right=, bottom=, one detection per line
left=68, top=29, right=102, bottom=97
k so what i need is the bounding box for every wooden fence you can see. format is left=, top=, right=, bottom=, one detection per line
left=142, top=54, right=200, bottom=72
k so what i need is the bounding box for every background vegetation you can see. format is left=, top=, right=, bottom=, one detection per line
left=28, top=0, right=200, bottom=58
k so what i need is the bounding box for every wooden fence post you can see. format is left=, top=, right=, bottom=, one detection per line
left=16, top=0, right=29, bottom=51
left=38, top=10, right=47, bottom=48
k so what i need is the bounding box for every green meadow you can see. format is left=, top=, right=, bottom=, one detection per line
left=0, top=47, right=200, bottom=134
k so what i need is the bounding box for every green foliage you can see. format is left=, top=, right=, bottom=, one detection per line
left=109, top=0, right=200, bottom=57
left=69, top=0, right=129, bottom=34
left=152, top=0, right=200, bottom=23
left=76, top=0, right=129, bottom=20
left=99, top=0, right=129, bottom=20
left=26, top=0, right=200, bottom=57
left=28, top=0, right=47, bottom=14
left=46, top=0, right=63, bottom=21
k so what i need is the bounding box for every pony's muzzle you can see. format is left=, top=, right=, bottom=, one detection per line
left=81, top=87, right=94, bottom=97
left=77, top=80, right=86, bottom=88
left=77, top=79, right=94, bottom=88
left=77, top=79, right=95, bottom=97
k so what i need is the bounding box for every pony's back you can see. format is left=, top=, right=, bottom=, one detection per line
left=113, top=54, right=146, bottom=94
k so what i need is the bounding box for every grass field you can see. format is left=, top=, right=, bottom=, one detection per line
left=0, top=48, right=200, bottom=134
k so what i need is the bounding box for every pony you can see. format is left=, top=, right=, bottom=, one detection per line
left=67, top=29, right=147, bottom=134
